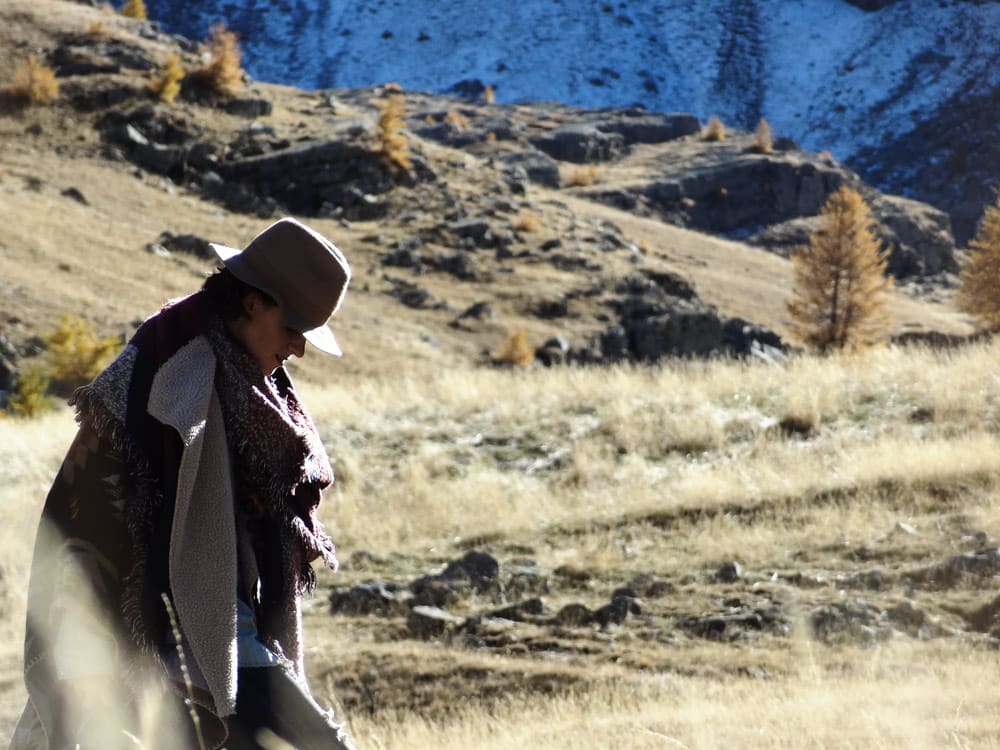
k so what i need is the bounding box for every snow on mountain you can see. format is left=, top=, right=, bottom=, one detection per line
left=147, top=0, right=1000, bottom=230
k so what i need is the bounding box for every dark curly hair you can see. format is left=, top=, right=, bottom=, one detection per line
left=201, top=267, right=277, bottom=322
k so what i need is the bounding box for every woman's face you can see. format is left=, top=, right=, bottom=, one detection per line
left=234, top=292, right=307, bottom=376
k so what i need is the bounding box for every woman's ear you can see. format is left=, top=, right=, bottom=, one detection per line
left=242, top=290, right=261, bottom=318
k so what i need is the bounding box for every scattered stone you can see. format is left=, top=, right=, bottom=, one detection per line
left=905, top=548, right=1000, bottom=589
left=456, top=301, right=494, bottom=321
left=441, top=550, right=501, bottom=594
left=407, top=605, right=465, bottom=640
left=329, top=581, right=411, bottom=616
left=488, top=598, right=545, bottom=622
left=223, top=97, right=274, bottom=118
left=145, top=242, right=171, bottom=258
left=156, top=231, right=213, bottom=259
left=60, top=187, right=88, bottom=205
left=810, top=599, right=889, bottom=644
left=553, top=603, right=593, bottom=627
left=714, top=562, right=742, bottom=583
left=530, top=123, right=625, bottom=163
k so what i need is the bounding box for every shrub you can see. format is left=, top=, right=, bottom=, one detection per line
left=84, top=19, right=110, bottom=36
left=377, top=92, right=412, bottom=171
left=956, top=196, right=1000, bottom=330
left=752, top=117, right=773, bottom=153
left=492, top=331, right=534, bottom=367
left=46, top=314, right=119, bottom=393
left=192, top=23, right=244, bottom=97
left=785, top=186, right=893, bottom=352
left=444, top=109, right=470, bottom=130
left=565, top=165, right=598, bottom=187
left=8, top=364, right=53, bottom=418
left=149, top=52, right=185, bottom=104
left=702, top=116, right=726, bottom=142
left=513, top=208, right=541, bottom=233
left=121, top=0, right=147, bottom=19
left=5, top=55, right=59, bottom=105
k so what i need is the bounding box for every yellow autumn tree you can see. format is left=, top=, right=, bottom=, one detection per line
left=149, top=52, right=185, bottom=103
left=956, top=196, right=1000, bottom=330
left=121, top=0, right=148, bottom=20
left=377, top=92, right=412, bottom=171
left=786, top=186, right=893, bottom=352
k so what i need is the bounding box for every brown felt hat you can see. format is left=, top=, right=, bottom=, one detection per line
left=210, top=217, right=351, bottom=356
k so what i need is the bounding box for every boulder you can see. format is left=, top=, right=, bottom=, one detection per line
left=223, top=97, right=273, bottom=118
left=870, top=193, right=958, bottom=276
left=329, top=581, right=411, bottom=616
left=530, top=123, right=626, bottom=163
left=629, top=306, right=725, bottom=360
left=218, top=139, right=395, bottom=218
left=407, top=606, right=465, bottom=640
left=500, top=152, right=561, bottom=189
left=441, top=550, right=501, bottom=594
left=595, top=112, right=701, bottom=145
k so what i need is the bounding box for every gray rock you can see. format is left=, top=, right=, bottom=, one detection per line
left=871, top=193, right=958, bottom=277
left=905, top=548, right=1000, bottom=589
left=223, top=97, right=274, bottom=118
left=595, top=112, right=701, bottom=145
left=500, top=152, right=561, bottom=189
left=715, top=561, right=743, bottom=583
left=630, top=308, right=725, bottom=360
left=488, top=598, right=545, bottom=622
left=157, top=232, right=212, bottom=259
left=60, top=187, right=88, bottom=205
left=329, top=581, right=411, bottom=616
left=530, top=123, right=626, bottom=163
left=407, top=606, right=465, bottom=640
left=553, top=603, right=593, bottom=626
left=442, top=550, right=501, bottom=594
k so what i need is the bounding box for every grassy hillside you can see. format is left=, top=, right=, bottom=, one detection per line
left=1, top=2, right=997, bottom=748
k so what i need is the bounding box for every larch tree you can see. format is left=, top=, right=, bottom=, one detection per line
left=786, top=185, right=893, bottom=352
left=956, top=196, right=1000, bottom=330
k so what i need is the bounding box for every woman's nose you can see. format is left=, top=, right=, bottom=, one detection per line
left=290, top=332, right=306, bottom=358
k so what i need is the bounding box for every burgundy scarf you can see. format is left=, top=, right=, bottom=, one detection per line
left=68, top=292, right=338, bottom=678
left=205, top=318, right=338, bottom=670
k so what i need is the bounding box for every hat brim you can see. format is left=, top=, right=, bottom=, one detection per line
left=210, top=242, right=344, bottom=357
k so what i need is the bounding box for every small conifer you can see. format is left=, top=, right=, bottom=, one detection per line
left=121, top=0, right=147, bottom=19
left=956, top=196, right=1000, bottom=330
left=377, top=92, right=412, bottom=171
left=149, top=52, right=185, bottom=104
left=786, top=186, right=893, bottom=352
left=752, top=117, right=773, bottom=153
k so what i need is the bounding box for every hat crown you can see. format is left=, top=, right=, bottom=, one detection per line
left=212, top=217, right=350, bottom=356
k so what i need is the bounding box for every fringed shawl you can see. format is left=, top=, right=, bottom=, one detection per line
left=21, top=291, right=338, bottom=746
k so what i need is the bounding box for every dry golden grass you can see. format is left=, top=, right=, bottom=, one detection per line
left=84, top=18, right=110, bottom=36
left=3, top=55, right=59, bottom=105
left=352, top=642, right=1000, bottom=749
left=5, top=344, right=1000, bottom=743
left=289, top=341, right=1000, bottom=554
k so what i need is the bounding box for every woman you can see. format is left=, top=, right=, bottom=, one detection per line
left=12, top=218, right=356, bottom=749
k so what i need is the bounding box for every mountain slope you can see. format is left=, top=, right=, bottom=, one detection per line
left=145, top=0, right=1000, bottom=165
